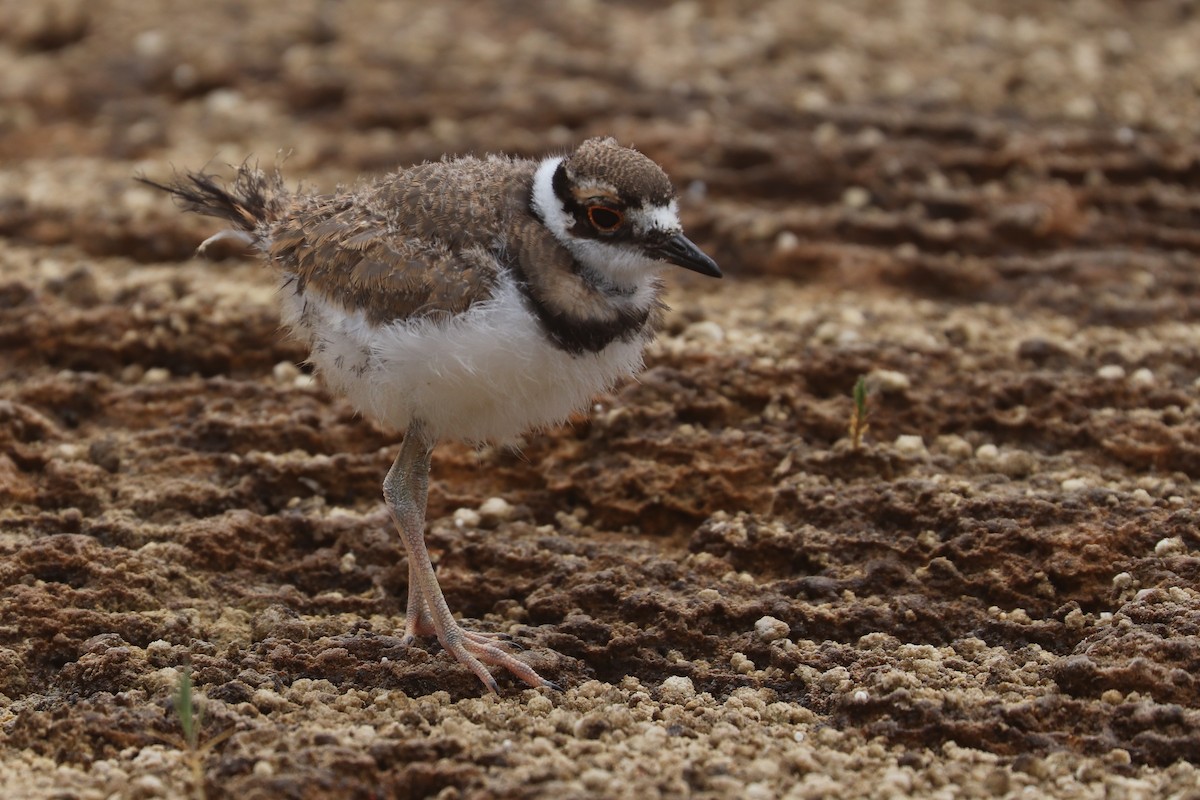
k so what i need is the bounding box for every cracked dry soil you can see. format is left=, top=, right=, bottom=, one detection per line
left=2, top=1, right=1200, bottom=798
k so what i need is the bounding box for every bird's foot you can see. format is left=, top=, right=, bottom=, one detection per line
left=401, top=608, right=518, bottom=648
left=439, top=623, right=556, bottom=693
left=400, top=612, right=548, bottom=692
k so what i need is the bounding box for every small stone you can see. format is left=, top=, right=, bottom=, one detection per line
left=1061, top=477, right=1089, bottom=492
left=868, top=369, right=911, bottom=393
left=682, top=320, right=725, bottom=342
left=1112, top=572, right=1136, bottom=590
left=141, top=367, right=171, bottom=385
left=1104, top=748, right=1132, bottom=766
left=453, top=508, right=482, bottom=528
left=936, top=435, right=974, bottom=461
left=478, top=497, right=514, bottom=527
left=273, top=361, right=301, bottom=382
left=53, top=443, right=84, bottom=461
left=731, top=652, right=756, bottom=675
left=894, top=434, right=927, bottom=457
left=975, top=443, right=1000, bottom=464
left=1130, top=488, right=1153, bottom=505
left=659, top=676, right=696, bottom=702
left=754, top=616, right=790, bottom=642
left=997, top=449, right=1036, bottom=478
left=1154, top=537, right=1186, bottom=557
left=1130, top=367, right=1155, bottom=386
left=1096, top=364, right=1126, bottom=381
left=842, top=186, right=871, bottom=209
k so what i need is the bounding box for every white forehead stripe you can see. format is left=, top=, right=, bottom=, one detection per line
left=633, top=201, right=681, bottom=234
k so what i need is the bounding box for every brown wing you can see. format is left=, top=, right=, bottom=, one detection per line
left=268, top=194, right=499, bottom=326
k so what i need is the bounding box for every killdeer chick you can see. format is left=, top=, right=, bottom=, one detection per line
left=141, top=137, right=722, bottom=693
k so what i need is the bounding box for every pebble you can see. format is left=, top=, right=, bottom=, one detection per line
left=682, top=320, right=725, bottom=343
left=140, top=367, right=171, bottom=385
left=453, top=508, right=482, bottom=528
left=1096, top=364, right=1126, bottom=381
left=936, top=435, right=974, bottom=461
left=842, top=186, right=871, bottom=208
left=868, top=369, right=911, bottom=393
left=975, top=443, right=999, bottom=463
left=754, top=616, right=790, bottom=642
left=731, top=652, right=756, bottom=675
left=659, top=676, right=696, bottom=702
left=1154, top=537, right=1185, bottom=557
left=273, top=361, right=301, bottom=382
left=774, top=231, right=799, bottom=252
left=478, top=497, right=514, bottom=526
left=894, top=434, right=927, bottom=457
left=1130, top=367, right=1155, bottom=386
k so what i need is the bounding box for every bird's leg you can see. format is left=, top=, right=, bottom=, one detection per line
left=400, top=565, right=518, bottom=650
left=384, top=420, right=550, bottom=692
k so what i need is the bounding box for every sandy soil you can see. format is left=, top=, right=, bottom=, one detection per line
left=2, top=0, right=1200, bottom=797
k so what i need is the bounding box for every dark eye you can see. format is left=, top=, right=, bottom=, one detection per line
left=587, top=206, right=623, bottom=232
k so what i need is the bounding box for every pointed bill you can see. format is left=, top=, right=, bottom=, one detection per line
left=650, top=233, right=722, bottom=278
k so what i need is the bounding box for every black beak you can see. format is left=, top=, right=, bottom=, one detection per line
left=651, top=233, right=723, bottom=278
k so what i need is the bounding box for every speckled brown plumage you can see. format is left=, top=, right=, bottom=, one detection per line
left=144, top=139, right=701, bottom=354
left=562, top=137, right=675, bottom=207
left=268, top=157, right=535, bottom=326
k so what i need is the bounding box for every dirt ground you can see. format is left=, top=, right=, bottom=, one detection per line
left=2, top=0, right=1200, bottom=797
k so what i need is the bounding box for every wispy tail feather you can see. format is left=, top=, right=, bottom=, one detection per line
left=136, top=162, right=287, bottom=234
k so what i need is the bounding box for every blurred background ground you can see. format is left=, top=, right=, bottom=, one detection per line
left=1, top=1, right=1200, bottom=797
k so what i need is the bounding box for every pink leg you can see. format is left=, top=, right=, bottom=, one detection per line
left=400, top=561, right=517, bottom=649
left=384, top=420, right=554, bottom=693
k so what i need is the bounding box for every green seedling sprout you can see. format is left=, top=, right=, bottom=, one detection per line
left=175, top=664, right=200, bottom=752
left=849, top=375, right=870, bottom=449
left=163, top=664, right=235, bottom=800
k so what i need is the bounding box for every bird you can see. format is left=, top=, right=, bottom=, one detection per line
left=139, top=137, right=722, bottom=693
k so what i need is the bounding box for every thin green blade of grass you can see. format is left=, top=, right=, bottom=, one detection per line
left=174, top=665, right=200, bottom=751
left=849, top=375, right=870, bottom=449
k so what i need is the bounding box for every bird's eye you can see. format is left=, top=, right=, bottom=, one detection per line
left=587, top=206, right=623, bottom=232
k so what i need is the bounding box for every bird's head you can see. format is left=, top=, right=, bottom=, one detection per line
left=532, top=137, right=722, bottom=286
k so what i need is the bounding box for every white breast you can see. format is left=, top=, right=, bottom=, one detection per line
left=278, top=274, right=651, bottom=443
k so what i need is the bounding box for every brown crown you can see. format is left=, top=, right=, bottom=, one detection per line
left=563, top=138, right=676, bottom=206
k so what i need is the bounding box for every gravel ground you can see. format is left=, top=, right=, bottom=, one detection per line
left=2, top=1, right=1200, bottom=798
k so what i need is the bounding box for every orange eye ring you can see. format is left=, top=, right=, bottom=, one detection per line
left=587, top=206, right=624, bottom=232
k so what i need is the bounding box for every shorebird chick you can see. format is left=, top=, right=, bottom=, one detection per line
left=141, top=137, right=721, bottom=693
